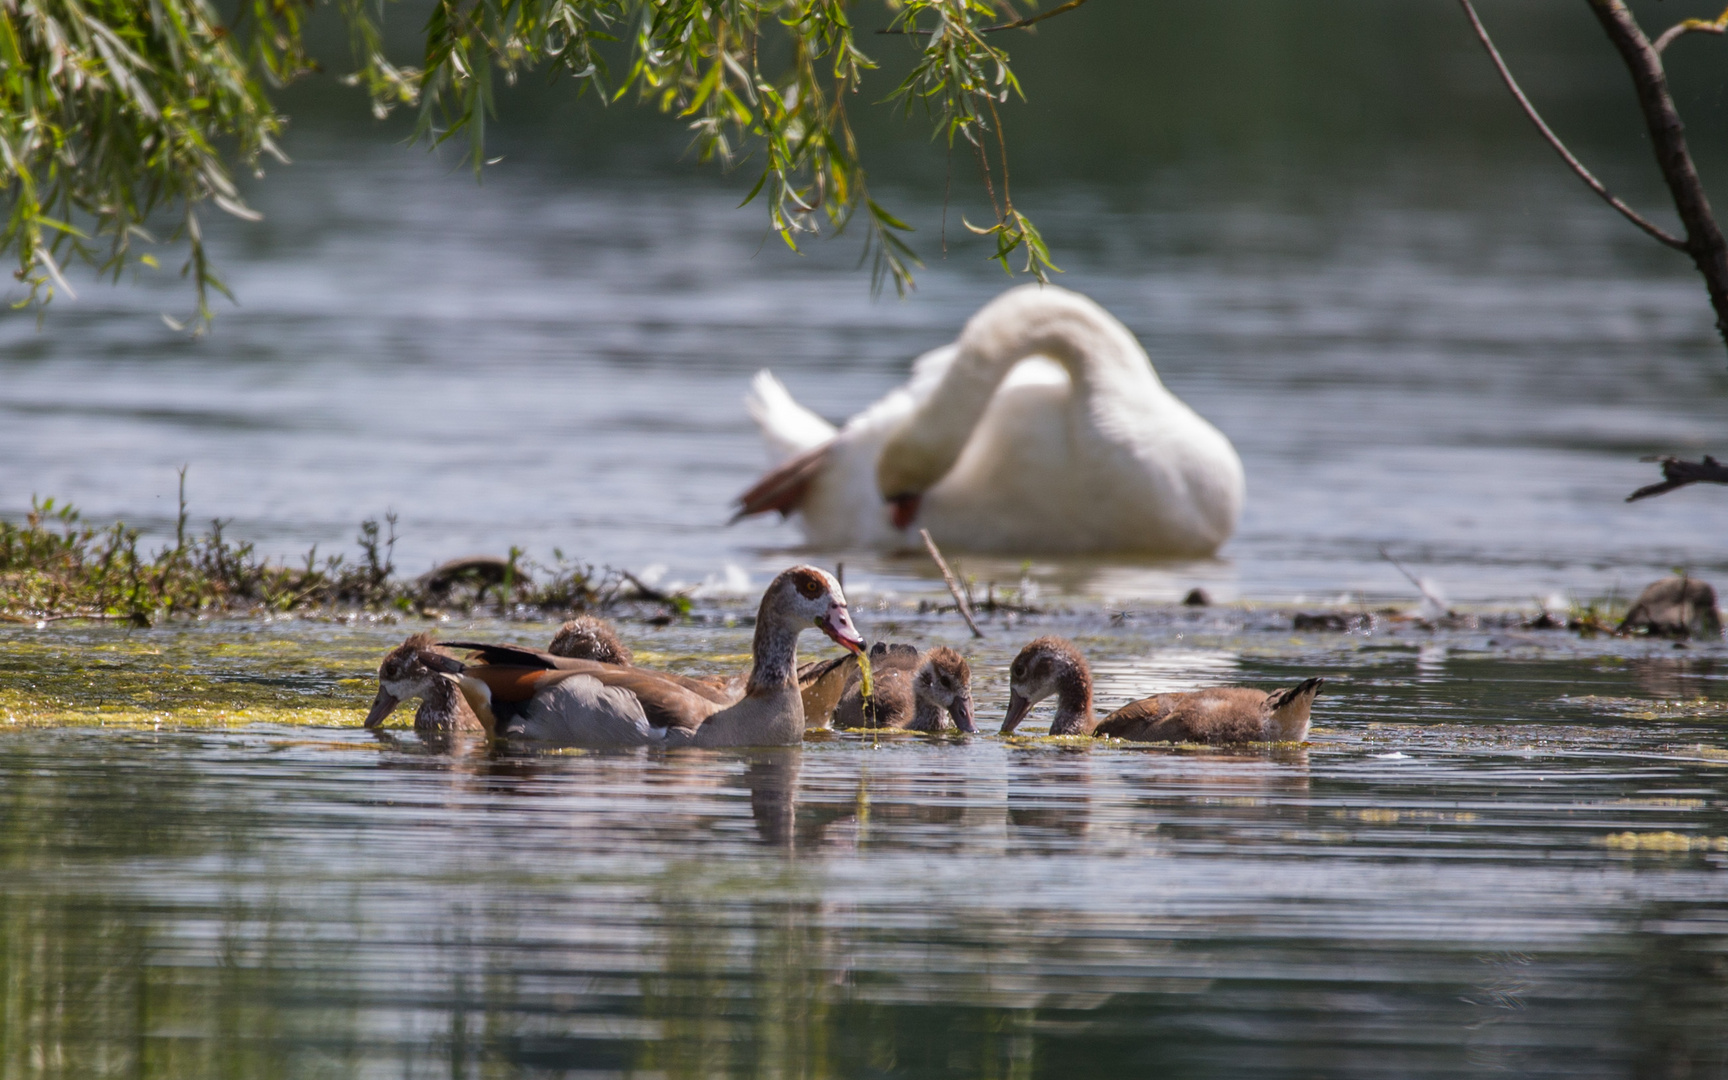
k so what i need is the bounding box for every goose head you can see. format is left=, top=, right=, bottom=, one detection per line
left=1001, top=636, right=1094, bottom=736
left=549, top=616, right=634, bottom=665
left=912, top=646, right=977, bottom=732
left=365, top=633, right=466, bottom=728
left=761, top=565, right=866, bottom=655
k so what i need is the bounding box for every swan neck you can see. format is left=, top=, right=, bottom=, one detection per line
left=878, top=288, right=1158, bottom=499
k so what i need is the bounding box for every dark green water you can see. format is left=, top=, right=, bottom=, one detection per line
left=4, top=615, right=1728, bottom=1078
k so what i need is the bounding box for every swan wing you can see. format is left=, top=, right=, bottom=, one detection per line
left=746, top=370, right=837, bottom=460
left=734, top=344, right=960, bottom=546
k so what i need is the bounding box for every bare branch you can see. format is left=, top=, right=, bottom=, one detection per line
left=1587, top=0, right=1728, bottom=347
left=879, top=0, right=1092, bottom=36
left=1627, top=455, right=1728, bottom=501
left=1457, top=0, right=1686, bottom=251
left=1653, top=6, right=1728, bottom=54
left=920, top=529, right=985, bottom=638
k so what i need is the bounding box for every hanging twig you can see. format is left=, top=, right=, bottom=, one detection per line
left=920, top=528, right=985, bottom=638
left=1457, top=0, right=1685, bottom=250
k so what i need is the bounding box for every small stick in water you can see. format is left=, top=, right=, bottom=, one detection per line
left=920, top=528, right=985, bottom=639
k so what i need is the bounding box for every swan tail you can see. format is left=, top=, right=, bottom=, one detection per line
left=731, top=441, right=832, bottom=522
left=746, top=370, right=837, bottom=459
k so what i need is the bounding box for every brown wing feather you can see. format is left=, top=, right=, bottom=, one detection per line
left=462, top=664, right=718, bottom=731
left=731, top=442, right=832, bottom=521
left=1094, top=695, right=1180, bottom=740
left=443, top=641, right=563, bottom=670
left=798, top=654, right=858, bottom=727
left=463, top=665, right=563, bottom=704
left=449, top=641, right=736, bottom=705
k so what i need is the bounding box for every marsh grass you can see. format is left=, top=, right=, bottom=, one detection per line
left=0, top=474, right=645, bottom=624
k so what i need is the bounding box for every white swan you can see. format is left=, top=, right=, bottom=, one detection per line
left=733, top=284, right=1244, bottom=555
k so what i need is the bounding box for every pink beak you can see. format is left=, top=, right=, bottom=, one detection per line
left=888, top=493, right=922, bottom=531
left=820, top=602, right=866, bottom=654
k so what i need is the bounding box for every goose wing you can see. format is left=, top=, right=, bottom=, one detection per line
left=509, top=674, right=660, bottom=748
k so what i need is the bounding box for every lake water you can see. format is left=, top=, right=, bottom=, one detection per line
left=7, top=11, right=1728, bottom=1073
left=4, top=614, right=1728, bottom=1078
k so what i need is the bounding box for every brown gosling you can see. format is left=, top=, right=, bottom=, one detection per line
left=831, top=642, right=976, bottom=733
left=1001, top=636, right=1095, bottom=735
left=1002, top=636, right=1323, bottom=743
left=1094, top=679, right=1324, bottom=744
left=548, top=616, right=635, bottom=666
left=365, top=633, right=491, bottom=737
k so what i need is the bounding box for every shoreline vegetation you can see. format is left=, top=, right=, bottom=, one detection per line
left=0, top=478, right=1689, bottom=641
left=0, top=473, right=689, bottom=627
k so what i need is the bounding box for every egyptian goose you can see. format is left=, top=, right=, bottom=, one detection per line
left=735, top=284, right=1243, bottom=555
left=1001, top=636, right=1323, bottom=743
left=830, top=642, right=976, bottom=733
left=373, top=567, right=864, bottom=749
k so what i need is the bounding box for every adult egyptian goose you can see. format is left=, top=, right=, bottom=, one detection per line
left=373, top=567, right=864, bottom=749
left=1001, top=636, right=1323, bottom=743
left=734, top=284, right=1244, bottom=555
left=830, top=642, right=976, bottom=733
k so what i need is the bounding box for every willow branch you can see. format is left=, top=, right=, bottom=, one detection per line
left=878, top=0, right=1091, bottom=35
left=1653, top=6, right=1728, bottom=54
left=1457, top=0, right=1686, bottom=250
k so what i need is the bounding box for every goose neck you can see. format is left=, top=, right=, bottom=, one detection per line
left=416, top=674, right=484, bottom=735
left=1048, top=669, right=1094, bottom=736
left=747, top=602, right=802, bottom=695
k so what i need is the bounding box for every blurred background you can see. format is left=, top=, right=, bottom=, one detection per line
left=3, top=0, right=1726, bottom=605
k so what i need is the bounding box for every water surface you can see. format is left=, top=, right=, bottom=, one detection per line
left=4, top=615, right=1728, bottom=1077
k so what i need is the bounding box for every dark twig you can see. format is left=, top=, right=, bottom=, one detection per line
left=878, top=0, right=1091, bottom=35
left=920, top=528, right=985, bottom=638
left=1627, top=455, right=1728, bottom=501
left=1584, top=0, right=1728, bottom=346
left=1457, top=0, right=1685, bottom=251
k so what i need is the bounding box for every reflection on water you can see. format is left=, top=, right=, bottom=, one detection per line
left=4, top=621, right=1728, bottom=1078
